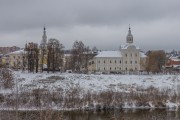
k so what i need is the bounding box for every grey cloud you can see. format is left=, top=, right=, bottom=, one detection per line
left=0, top=0, right=179, bottom=50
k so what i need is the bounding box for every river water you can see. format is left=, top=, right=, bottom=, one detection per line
left=64, top=109, right=180, bottom=120
left=0, top=109, right=180, bottom=120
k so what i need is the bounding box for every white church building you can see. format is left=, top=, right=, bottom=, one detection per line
left=88, top=27, right=147, bottom=73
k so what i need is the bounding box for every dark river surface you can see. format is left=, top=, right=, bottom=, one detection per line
left=0, top=109, right=180, bottom=120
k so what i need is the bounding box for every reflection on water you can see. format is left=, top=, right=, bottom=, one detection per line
left=64, top=109, right=180, bottom=120
left=0, top=109, right=180, bottom=120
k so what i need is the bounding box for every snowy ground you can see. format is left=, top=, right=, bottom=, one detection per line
left=6, top=71, right=179, bottom=94
left=1, top=71, right=180, bottom=109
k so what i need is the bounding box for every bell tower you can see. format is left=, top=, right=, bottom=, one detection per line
left=41, top=25, right=47, bottom=46
left=126, top=26, right=133, bottom=44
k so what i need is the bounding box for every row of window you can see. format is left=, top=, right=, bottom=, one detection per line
left=99, top=60, right=121, bottom=64
left=125, top=61, right=138, bottom=64
left=98, top=60, right=138, bottom=64
left=98, top=67, right=121, bottom=71
left=125, top=53, right=138, bottom=57
left=98, top=67, right=138, bottom=71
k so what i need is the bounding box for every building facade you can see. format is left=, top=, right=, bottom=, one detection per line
left=88, top=27, right=147, bottom=73
left=6, top=49, right=25, bottom=69
left=165, top=56, right=180, bottom=71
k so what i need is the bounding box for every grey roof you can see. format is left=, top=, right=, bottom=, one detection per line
left=95, top=51, right=122, bottom=58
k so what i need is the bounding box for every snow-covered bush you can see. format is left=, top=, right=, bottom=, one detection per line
left=0, top=68, right=14, bottom=88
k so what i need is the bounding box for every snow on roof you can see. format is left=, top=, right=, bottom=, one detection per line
left=173, top=65, right=180, bottom=68
left=8, top=49, right=25, bottom=55
left=120, top=44, right=140, bottom=50
left=95, top=51, right=122, bottom=58
left=140, top=52, right=147, bottom=58
left=170, top=57, right=180, bottom=62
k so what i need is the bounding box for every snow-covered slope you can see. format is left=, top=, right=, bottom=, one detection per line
left=10, top=71, right=179, bottom=94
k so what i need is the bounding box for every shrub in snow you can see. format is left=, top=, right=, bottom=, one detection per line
left=0, top=68, right=14, bottom=88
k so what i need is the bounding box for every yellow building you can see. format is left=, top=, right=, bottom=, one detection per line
left=7, top=49, right=25, bottom=69
left=1, top=55, right=9, bottom=66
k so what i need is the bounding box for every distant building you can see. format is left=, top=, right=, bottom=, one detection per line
left=165, top=56, right=180, bottom=71
left=39, top=26, right=48, bottom=71
left=0, top=46, right=20, bottom=54
left=5, top=49, right=25, bottom=69
left=0, top=54, right=3, bottom=66
left=88, top=27, right=147, bottom=73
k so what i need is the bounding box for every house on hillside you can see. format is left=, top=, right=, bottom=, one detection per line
left=88, top=27, right=147, bottom=73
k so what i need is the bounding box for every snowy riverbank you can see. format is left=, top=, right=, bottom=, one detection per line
left=0, top=71, right=180, bottom=110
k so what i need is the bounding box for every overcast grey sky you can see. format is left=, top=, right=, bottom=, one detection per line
left=0, top=0, right=179, bottom=51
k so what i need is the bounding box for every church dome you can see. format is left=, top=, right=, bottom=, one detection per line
left=126, top=27, right=133, bottom=44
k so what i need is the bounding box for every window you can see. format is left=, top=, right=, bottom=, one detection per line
left=14, top=56, right=15, bottom=59
left=120, top=60, right=121, bottom=63
left=135, top=67, right=137, bottom=70
left=98, top=61, right=100, bottom=64
left=92, top=61, right=94, bottom=64
left=104, top=67, right=106, bottom=70
left=130, top=61, right=132, bottom=64
left=115, top=67, right=116, bottom=70
left=125, top=54, right=127, bottom=57
left=110, top=67, right=111, bottom=70
left=110, top=60, right=111, bottom=63
left=104, top=60, right=105, bottom=63
left=126, top=67, right=127, bottom=71
left=125, top=61, right=127, bottom=64
left=131, top=54, right=132, bottom=57
left=135, top=61, right=137, bottom=64
left=115, top=60, right=116, bottom=63
left=135, top=53, right=137, bottom=57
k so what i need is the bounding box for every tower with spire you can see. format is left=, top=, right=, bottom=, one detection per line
left=126, top=26, right=133, bottom=44
left=40, top=25, right=47, bottom=48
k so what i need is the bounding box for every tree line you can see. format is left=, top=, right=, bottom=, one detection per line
left=24, top=39, right=97, bottom=73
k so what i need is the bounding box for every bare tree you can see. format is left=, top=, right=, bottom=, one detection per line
left=146, top=50, right=166, bottom=73
left=47, top=38, right=64, bottom=73
left=84, top=46, right=90, bottom=73
left=25, top=42, right=39, bottom=73
left=40, top=44, right=47, bottom=73
left=71, top=40, right=85, bottom=72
